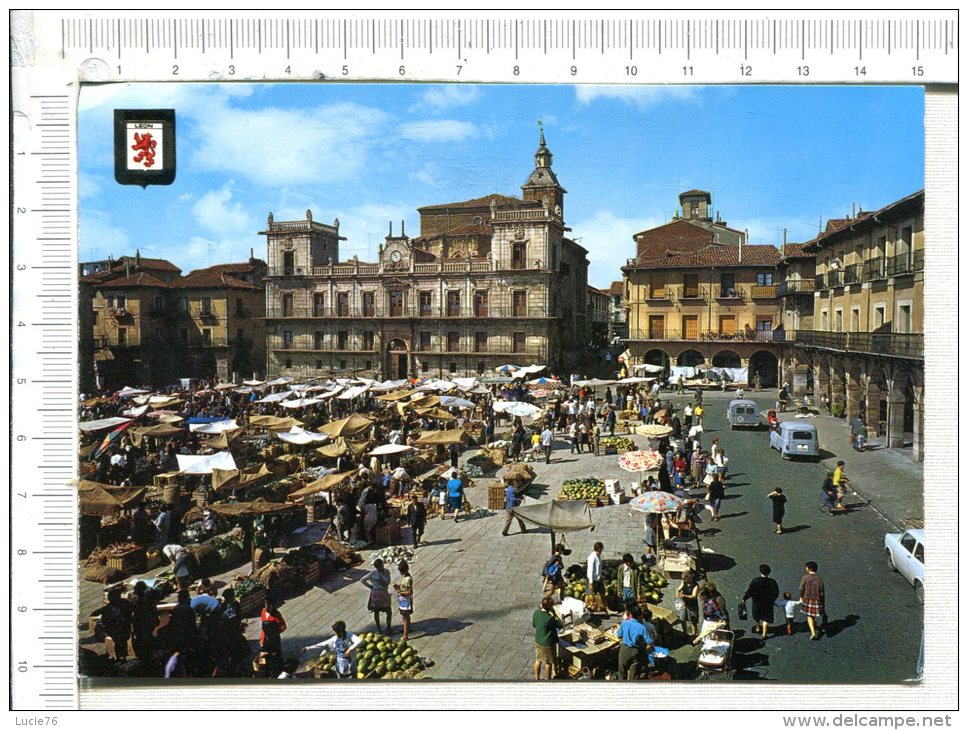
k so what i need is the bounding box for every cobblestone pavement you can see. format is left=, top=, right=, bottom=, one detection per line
left=78, top=389, right=924, bottom=682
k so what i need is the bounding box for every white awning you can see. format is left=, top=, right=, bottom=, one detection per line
left=189, top=419, right=238, bottom=434
left=275, top=427, right=330, bottom=445
left=79, top=417, right=132, bottom=433
left=176, top=451, right=237, bottom=475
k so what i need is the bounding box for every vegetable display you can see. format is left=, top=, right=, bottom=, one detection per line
left=559, top=478, right=606, bottom=500
left=305, top=634, right=426, bottom=679
left=599, top=436, right=635, bottom=451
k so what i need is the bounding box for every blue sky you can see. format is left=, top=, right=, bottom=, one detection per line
left=79, top=83, right=923, bottom=287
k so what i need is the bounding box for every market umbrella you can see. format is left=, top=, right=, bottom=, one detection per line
left=212, top=463, right=272, bottom=493
left=375, top=389, right=419, bottom=402
left=511, top=499, right=596, bottom=552
left=438, top=395, right=475, bottom=408
left=315, top=437, right=372, bottom=459
left=628, top=491, right=685, bottom=514
left=412, top=428, right=467, bottom=446
left=128, top=422, right=185, bottom=447
left=319, top=413, right=374, bottom=438
left=368, top=443, right=415, bottom=457
left=254, top=390, right=294, bottom=404
left=526, top=376, right=563, bottom=387
left=248, top=415, right=303, bottom=431
left=203, top=427, right=246, bottom=449
left=280, top=397, right=322, bottom=409
left=78, top=480, right=146, bottom=516
left=634, top=424, right=673, bottom=439
left=618, top=376, right=651, bottom=384
left=208, top=499, right=299, bottom=517
left=492, top=400, right=543, bottom=419
left=408, top=394, right=441, bottom=408
left=286, top=471, right=356, bottom=500
left=415, top=407, right=457, bottom=421
left=274, top=426, right=329, bottom=445
left=619, top=449, right=664, bottom=492
left=494, top=364, right=520, bottom=375
left=117, top=386, right=149, bottom=398
left=150, top=413, right=184, bottom=424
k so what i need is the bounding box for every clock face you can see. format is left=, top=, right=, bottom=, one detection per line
left=390, top=250, right=402, bottom=263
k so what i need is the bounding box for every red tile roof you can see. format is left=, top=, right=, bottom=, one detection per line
left=679, top=189, right=711, bottom=197
left=418, top=193, right=531, bottom=211
left=779, top=243, right=816, bottom=260
left=628, top=244, right=780, bottom=270
left=177, top=268, right=263, bottom=291
left=90, top=271, right=172, bottom=288
left=608, top=281, right=624, bottom=296
left=633, top=219, right=715, bottom=261
left=117, top=255, right=181, bottom=272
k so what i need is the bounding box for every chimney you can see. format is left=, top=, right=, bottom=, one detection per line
left=401, top=220, right=405, bottom=237
left=388, top=221, right=393, bottom=237
left=125, top=260, right=130, bottom=277
left=782, top=228, right=787, bottom=257
left=135, top=249, right=140, bottom=267
left=739, top=230, right=747, bottom=263
left=852, top=203, right=856, bottom=220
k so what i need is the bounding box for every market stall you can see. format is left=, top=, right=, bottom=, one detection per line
left=511, top=499, right=595, bottom=552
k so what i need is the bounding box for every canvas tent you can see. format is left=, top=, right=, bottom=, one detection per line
left=512, top=499, right=596, bottom=551
left=319, top=413, right=374, bottom=438
left=78, top=480, right=146, bottom=516
left=412, top=428, right=468, bottom=446
left=286, top=471, right=355, bottom=500
left=211, top=463, right=273, bottom=493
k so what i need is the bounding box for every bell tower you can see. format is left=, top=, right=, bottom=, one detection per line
left=522, top=123, right=566, bottom=219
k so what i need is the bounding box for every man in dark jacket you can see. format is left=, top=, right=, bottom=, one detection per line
left=502, top=483, right=527, bottom=536
left=407, top=493, right=427, bottom=547
left=742, top=564, right=781, bottom=639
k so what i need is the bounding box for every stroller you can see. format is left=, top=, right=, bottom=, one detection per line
left=697, top=628, right=735, bottom=679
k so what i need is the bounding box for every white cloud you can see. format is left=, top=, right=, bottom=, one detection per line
left=414, top=86, right=481, bottom=111
left=409, top=162, right=442, bottom=188
left=570, top=210, right=660, bottom=288
left=78, top=172, right=101, bottom=200
left=78, top=209, right=130, bottom=260
left=192, top=101, right=387, bottom=186
left=574, top=85, right=698, bottom=109
left=191, top=182, right=256, bottom=237
left=398, top=119, right=478, bottom=143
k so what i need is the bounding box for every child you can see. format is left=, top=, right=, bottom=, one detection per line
left=775, top=592, right=802, bottom=635
left=530, top=430, right=542, bottom=458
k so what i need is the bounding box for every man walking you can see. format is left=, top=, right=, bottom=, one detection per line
left=540, top=424, right=554, bottom=464
left=406, top=493, right=427, bottom=547
left=502, top=483, right=527, bottom=536
left=586, top=541, right=609, bottom=614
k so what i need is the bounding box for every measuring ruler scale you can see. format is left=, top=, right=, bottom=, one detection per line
left=9, top=9, right=957, bottom=711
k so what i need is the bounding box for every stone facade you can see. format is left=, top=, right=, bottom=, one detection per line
left=263, top=133, right=589, bottom=380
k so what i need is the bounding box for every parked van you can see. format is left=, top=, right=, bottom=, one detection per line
left=727, top=399, right=760, bottom=429
left=769, top=421, right=819, bottom=460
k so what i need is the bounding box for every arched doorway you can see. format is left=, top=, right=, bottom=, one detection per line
left=748, top=350, right=779, bottom=388
left=712, top=350, right=741, bottom=368
left=386, top=338, right=410, bottom=380
left=677, top=349, right=705, bottom=367
left=643, top=349, right=670, bottom=369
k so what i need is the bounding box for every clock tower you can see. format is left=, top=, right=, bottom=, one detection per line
left=522, top=126, right=566, bottom=219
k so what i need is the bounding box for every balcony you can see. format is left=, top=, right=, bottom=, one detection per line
left=913, top=249, right=925, bottom=271
left=814, top=274, right=827, bottom=290
left=886, top=252, right=915, bottom=277
left=777, top=280, right=816, bottom=296
left=627, top=329, right=773, bottom=343
left=827, top=269, right=843, bottom=288
left=842, top=264, right=860, bottom=285
left=750, top=284, right=778, bottom=298
left=679, top=289, right=703, bottom=302
left=793, top=330, right=923, bottom=360
left=716, top=288, right=744, bottom=300
left=863, top=257, right=886, bottom=282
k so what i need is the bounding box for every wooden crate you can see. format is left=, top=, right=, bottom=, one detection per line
left=237, top=587, right=266, bottom=617
left=192, top=488, right=208, bottom=508
left=105, top=546, right=146, bottom=573
left=153, top=472, right=180, bottom=489
left=305, top=502, right=329, bottom=522
left=303, top=560, right=321, bottom=587
left=374, top=519, right=401, bottom=546
left=488, top=484, right=507, bottom=511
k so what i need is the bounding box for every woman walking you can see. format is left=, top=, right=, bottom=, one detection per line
left=364, top=558, right=393, bottom=635
left=768, top=487, right=787, bottom=534
left=258, top=598, right=287, bottom=678
left=707, top=475, right=725, bottom=522
left=799, top=561, right=826, bottom=640
left=394, top=560, right=414, bottom=642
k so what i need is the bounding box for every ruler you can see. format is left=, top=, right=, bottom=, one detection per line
left=8, top=8, right=958, bottom=711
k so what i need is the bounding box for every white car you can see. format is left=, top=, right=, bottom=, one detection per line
left=885, top=528, right=924, bottom=604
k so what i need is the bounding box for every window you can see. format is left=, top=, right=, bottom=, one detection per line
left=512, top=290, right=527, bottom=318
left=418, top=291, right=432, bottom=317
left=285, top=358, right=292, bottom=369
left=851, top=307, right=860, bottom=331
left=200, top=297, right=212, bottom=315
left=874, top=304, right=886, bottom=330
left=720, top=273, right=736, bottom=297
left=449, top=362, right=458, bottom=374
left=316, top=359, right=323, bottom=370
left=106, top=295, right=115, bottom=308
left=756, top=272, right=773, bottom=286
left=337, top=331, right=348, bottom=349
left=282, top=293, right=294, bottom=317
left=421, top=360, right=429, bottom=372
left=419, top=332, right=432, bottom=351
left=897, top=225, right=913, bottom=256
left=365, top=360, right=372, bottom=371
left=681, top=315, right=699, bottom=339
left=649, top=273, right=666, bottom=299
left=900, top=533, right=917, bottom=554
left=117, top=328, right=127, bottom=345
left=283, top=330, right=293, bottom=348
left=363, top=331, right=374, bottom=350
left=447, top=332, right=460, bottom=352
left=447, top=290, right=461, bottom=317
left=339, top=360, right=347, bottom=370
left=283, top=251, right=295, bottom=275
left=718, top=315, right=736, bottom=336
left=92, top=311, right=98, bottom=325
left=474, top=290, right=488, bottom=317
left=362, top=292, right=375, bottom=317
left=202, top=328, right=212, bottom=345
left=513, top=332, right=527, bottom=353
left=821, top=309, right=829, bottom=331
left=648, top=315, right=665, bottom=339
left=314, top=331, right=325, bottom=349
left=313, top=292, right=326, bottom=317
left=337, top=292, right=350, bottom=317
left=154, top=295, right=165, bottom=313
left=876, top=235, right=887, bottom=258
left=235, top=297, right=244, bottom=315
left=388, top=290, right=404, bottom=317
left=682, top=273, right=700, bottom=298
left=116, top=294, right=126, bottom=309
left=178, top=296, right=188, bottom=312
left=511, top=242, right=527, bottom=270
left=756, top=317, right=772, bottom=332
left=834, top=309, right=843, bottom=332
left=897, top=303, right=912, bottom=334
left=474, top=332, right=488, bottom=352
left=477, top=361, right=486, bottom=374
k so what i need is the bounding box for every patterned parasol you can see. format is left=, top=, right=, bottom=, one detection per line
left=628, top=491, right=685, bottom=514
left=618, top=449, right=664, bottom=472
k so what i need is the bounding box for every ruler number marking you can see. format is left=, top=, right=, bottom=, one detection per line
left=739, top=64, right=752, bottom=76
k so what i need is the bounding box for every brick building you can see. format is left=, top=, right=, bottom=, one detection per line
left=262, top=131, right=589, bottom=380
